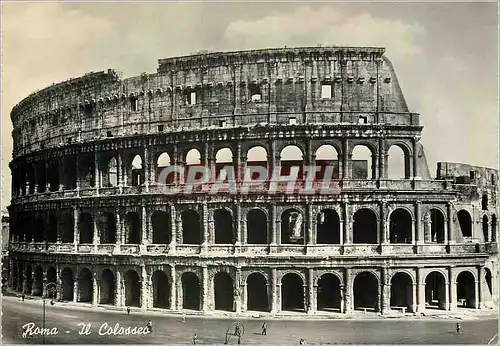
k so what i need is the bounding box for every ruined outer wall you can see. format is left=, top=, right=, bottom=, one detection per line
left=10, top=47, right=420, bottom=159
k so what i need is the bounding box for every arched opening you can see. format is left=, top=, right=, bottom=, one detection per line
left=279, top=145, right=303, bottom=180
left=281, top=209, right=304, bottom=244
left=456, top=271, right=475, bottom=308
left=61, top=213, right=74, bottom=243
left=353, top=209, right=378, bottom=244
left=246, top=273, right=269, bottom=312
left=353, top=272, right=379, bottom=311
left=99, top=269, right=115, bottom=305
left=351, top=145, right=374, bottom=179
left=99, top=212, right=116, bottom=244
left=458, top=210, right=472, bottom=238
left=35, top=215, right=44, bottom=242
left=214, top=272, right=234, bottom=311
left=387, top=145, right=409, bottom=179
left=181, top=272, right=201, bottom=310
left=33, top=266, right=43, bottom=296
left=131, top=155, right=143, bottom=186
left=185, top=148, right=201, bottom=165
left=79, top=213, right=93, bottom=244
left=124, top=270, right=141, bottom=307
left=152, top=211, right=171, bottom=244
left=281, top=273, right=305, bottom=312
left=181, top=210, right=202, bottom=245
left=215, top=148, right=233, bottom=180
left=46, top=267, right=57, bottom=298
left=25, top=265, right=33, bottom=294
left=156, top=152, right=172, bottom=184
left=214, top=209, right=234, bottom=244
left=430, top=209, right=445, bottom=243
left=124, top=212, right=141, bottom=244
left=425, top=271, right=446, bottom=309
left=152, top=270, right=170, bottom=309
left=389, top=209, right=412, bottom=244
left=316, top=209, right=341, bottom=244
left=47, top=214, right=57, bottom=243
left=108, top=157, right=118, bottom=187
left=482, top=215, right=489, bottom=242
left=315, top=144, right=340, bottom=180
left=78, top=268, right=93, bottom=303
left=482, top=194, right=488, bottom=210
left=390, top=272, right=413, bottom=311
left=317, top=273, right=341, bottom=312
left=246, top=146, right=268, bottom=179
left=61, top=268, right=74, bottom=301
left=492, top=215, right=497, bottom=242
left=247, top=209, right=268, bottom=244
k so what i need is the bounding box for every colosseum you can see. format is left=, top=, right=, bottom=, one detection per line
left=7, top=46, right=499, bottom=316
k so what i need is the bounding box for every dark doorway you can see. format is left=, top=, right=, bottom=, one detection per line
left=246, top=273, right=269, bottom=311
left=317, top=273, right=341, bottom=311
left=425, top=271, right=446, bottom=309
left=214, top=209, right=234, bottom=244
left=353, top=209, right=378, bottom=244
left=124, top=270, right=141, bottom=307
left=214, top=272, right=234, bottom=311
left=182, top=210, right=202, bottom=245
left=78, top=268, right=93, bottom=303
left=317, top=210, right=341, bottom=244
left=389, top=209, right=412, bottom=243
left=456, top=271, right=475, bottom=308
left=152, top=270, right=170, bottom=308
left=281, top=273, right=305, bottom=311
left=390, top=272, right=413, bottom=311
left=182, top=272, right=200, bottom=310
left=353, top=272, right=378, bottom=311
left=247, top=209, right=268, bottom=244
left=99, top=269, right=115, bottom=305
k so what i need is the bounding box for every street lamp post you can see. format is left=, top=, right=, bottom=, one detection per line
left=42, top=282, right=57, bottom=345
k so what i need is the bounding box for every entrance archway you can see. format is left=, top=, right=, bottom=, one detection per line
left=78, top=268, right=93, bottom=303
left=316, top=210, right=341, bottom=244
left=281, top=273, right=305, bottom=312
left=124, top=270, right=141, bottom=307
left=390, top=272, right=413, bottom=311
left=61, top=268, right=74, bottom=301
left=425, top=271, right=446, bottom=309
left=456, top=271, right=475, bottom=308
left=214, top=272, right=234, bottom=311
left=99, top=269, right=115, bottom=305
left=246, top=273, right=269, bottom=312
left=246, top=209, right=268, bottom=244
left=353, top=209, right=378, bottom=244
left=182, top=272, right=200, bottom=310
left=353, top=272, right=379, bottom=311
left=152, top=270, right=170, bottom=309
left=317, top=273, right=341, bottom=311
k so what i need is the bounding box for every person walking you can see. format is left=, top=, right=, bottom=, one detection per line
left=456, top=322, right=461, bottom=333
left=299, top=338, right=306, bottom=345
left=193, top=333, right=197, bottom=344
left=127, top=306, right=131, bottom=315
left=21, top=293, right=25, bottom=301
left=182, top=313, right=186, bottom=322
left=261, top=322, right=267, bottom=335
left=146, top=320, right=152, bottom=333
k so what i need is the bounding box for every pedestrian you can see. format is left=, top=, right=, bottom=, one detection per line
left=299, top=338, right=306, bottom=345
left=261, top=322, right=267, bottom=335
left=127, top=306, right=131, bottom=315
left=21, top=294, right=25, bottom=301
left=22, top=326, right=27, bottom=338
left=456, top=322, right=461, bottom=333
left=237, top=335, right=241, bottom=344
left=182, top=313, right=186, bottom=322
left=146, top=320, right=152, bottom=333
left=193, top=333, right=197, bottom=345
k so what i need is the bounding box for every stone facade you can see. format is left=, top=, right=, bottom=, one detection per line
left=7, top=46, right=499, bottom=315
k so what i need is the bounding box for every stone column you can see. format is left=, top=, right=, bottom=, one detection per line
left=378, top=138, right=386, bottom=179
left=115, top=270, right=122, bottom=307
left=380, top=201, right=388, bottom=244
left=116, top=210, right=122, bottom=245
left=411, top=282, right=417, bottom=313
left=449, top=267, right=456, bottom=310
left=141, top=265, right=149, bottom=310
left=382, top=267, right=391, bottom=314
left=117, top=151, right=123, bottom=188
left=58, top=160, right=65, bottom=191
left=475, top=267, right=480, bottom=309
left=339, top=218, right=344, bottom=245
left=45, top=162, right=51, bottom=192
left=271, top=268, right=278, bottom=313
left=73, top=278, right=78, bottom=303
left=415, top=201, right=422, bottom=245
left=30, top=266, right=36, bottom=295
left=416, top=268, right=425, bottom=312
left=202, top=266, right=209, bottom=311
left=306, top=203, right=313, bottom=246
left=235, top=204, right=242, bottom=245
left=94, top=152, right=100, bottom=191
left=236, top=141, right=242, bottom=182
left=143, top=146, right=150, bottom=192
left=202, top=203, right=209, bottom=250
left=93, top=209, right=100, bottom=246
left=308, top=268, right=315, bottom=313
left=446, top=202, right=453, bottom=245
left=141, top=206, right=148, bottom=245
left=73, top=207, right=80, bottom=249
left=445, top=279, right=450, bottom=311
left=342, top=139, right=348, bottom=179
left=22, top=267, right=28, bottom=294
left=344, top=268, right=352, bottom=313
left=270, top=203, right=277, bottom=246
left=235, top=268, right=242, bottom=313
left=412, top=138, right=419, bottom=178
left=343, top=202, right=351, bottom=244
left=170, top=266, right=176, bottom=310
left=169, top=204, right=177, bottom=251
left=92, top=271, right=99, bottom=306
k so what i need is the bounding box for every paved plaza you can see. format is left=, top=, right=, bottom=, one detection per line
left=2, top=296, right=498, bottom=344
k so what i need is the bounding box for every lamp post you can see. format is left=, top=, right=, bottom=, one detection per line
left=42, top=282, right=57, bottom=345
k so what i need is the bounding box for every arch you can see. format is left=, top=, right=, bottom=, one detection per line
left=317, top=209, right=341, bottom=244
left=315, top=144, right=340, bottom=180
left=353, top=271, right=379, bottom=311
left=152, top=270, right=170, bottom=309
left=157, top=152, right=171, bottom=167
left=281, top=273, right=305, bottom=312
left=99, top=269, right=115, bottom=305
left=457, top=210, right=472, bottom=238
left=33, top=266, right=43, bottom=296
left=279, top=145, right=303, bottom=161
left=79, top=213, right=93, bottom=244
left=124, top=212, right=141, bottom=244
left=482, top=215, right=489, bottom=242
left=181, top=272, right=201, bottom=310
left=99, top=212, right=116, bottom=244
left=61, top=267, right=74, bottom=301
left=214, top=209, right=234, bottom=244
left=430, top=209, right=445, bottom=243
left=131, top=154, right=143, bottom=186
left=35, top=214, right=44, bottom=242
left=214, top=272, right=234, bottom=311
left=351, top=145, right=375, bottom=179
left=492, top=215, right=497, bottom=242
left=353, top=208, right=378, bottom=244
left=390, top=272, right=413, bottom=311
left=279, top=145, right=303, bottom=179
left=246, top=272, right=269, bottom=312
left=152, top=211, right=171, bottom=244
left=215, top=148, right=233, bottom=163
left=456, top=271, right=476, bottom=308
left=389, top=208, right=412, bottom=244
left=61, top=213, right=74, bottom=243
left=108, top=157, right=118, bottom=187
left=281, top=208, right=304, bottom=244
left=78, top=268, right=93, bottom=303
left=156, top=152, right=172, bottom=184
left=424, top=271, right=446, bottom=309
left=181, top=209, right=202, bottom=245
left=185, top=148, right=201, bottom=165
left=482, top=194, right=488, bottom=210
left=317, top=273, right=342, bottom=312
left=47, top=214, right=57, bottom=242
left=46, top=266, right=57, bottom=298
left=246, top=146, right=268, bottom=178
left=124, top=270, right=141, bottom=307
left=247, top=208, right=268, bottom=244
left=387, top=144, right=409, bottom=179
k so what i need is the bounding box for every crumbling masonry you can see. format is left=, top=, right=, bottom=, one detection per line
left=8, top=46, right=499, bottom=315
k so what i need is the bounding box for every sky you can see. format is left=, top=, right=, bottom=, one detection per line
left=1, top=1, right=498, bottom=212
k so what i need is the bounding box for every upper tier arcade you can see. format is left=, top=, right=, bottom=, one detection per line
left=10, top=46, right=419, bottom=159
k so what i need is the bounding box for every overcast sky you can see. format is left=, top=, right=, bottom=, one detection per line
left=1, top=1, right=498, bottom=210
